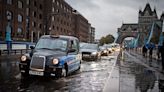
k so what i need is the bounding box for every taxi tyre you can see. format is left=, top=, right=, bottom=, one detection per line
left=21, top=71, right=29, bottom=77
left=62, top=64, right=68, bottom=77
left=77, top=61, right=81, bottom=70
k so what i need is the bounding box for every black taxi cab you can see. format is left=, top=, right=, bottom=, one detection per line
left=19, top=35, right=81, bottom=77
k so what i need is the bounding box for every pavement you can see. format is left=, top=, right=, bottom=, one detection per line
left=104, top=49, right=164, bottom=92
left=129, top=50, right=163, bottom=75
left=119, top=50, right=164, bottom=92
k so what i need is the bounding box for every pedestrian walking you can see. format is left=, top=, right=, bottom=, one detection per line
left=149, top=47, right=153, bottom=59
left=161, top=42, right=164, bottom=72
left=142, top=45, right=147, bottom=57
left=157, top=45, right=161, bottom=60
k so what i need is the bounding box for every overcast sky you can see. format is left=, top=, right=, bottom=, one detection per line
left=65, top=0, right=164, bottom=39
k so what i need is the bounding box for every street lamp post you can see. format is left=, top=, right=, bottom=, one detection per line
left=6, top=12, right=12, bottom=53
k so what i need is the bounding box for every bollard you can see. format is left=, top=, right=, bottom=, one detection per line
left=14, top=50, right=16, bottom=54
left=0, top=50, right=1, bottom=55
left=7, top=50, right=9, bottom=55
left=21, top=50, right=22, bottom=54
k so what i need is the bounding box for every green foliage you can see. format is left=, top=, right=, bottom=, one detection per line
left=99, top=34, right=115, bottom=46
left=99, top=37, right=106, bottom=46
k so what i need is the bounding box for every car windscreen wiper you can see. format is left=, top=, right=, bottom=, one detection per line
left=37, top=48, right=52, bottom=50
left=53, top=48, right=64, bottom=51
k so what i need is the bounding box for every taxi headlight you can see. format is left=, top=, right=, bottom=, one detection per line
left=104, top=50, right=107, bottom=53
left=52, top=59, right=59, bottom=65
left=92, top=52, right=97, bottom=55
left=21, top=55, right=27, bottom=61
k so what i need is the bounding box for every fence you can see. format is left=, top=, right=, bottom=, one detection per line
left=0, top=49, right=31, bottom=56
left=0, top=41, right=35, bottom=56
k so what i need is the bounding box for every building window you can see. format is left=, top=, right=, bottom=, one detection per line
left=7, top=0, right=12, bottom=4
left=56, top=1, right=59, bottom=6
left=52, top=16, right=54, bottom=21
left=17, top=27, right=22, bottom=35
left=52, top=25, right=55, bottom=29
left=32, top=21, right=36, bottom=27
left=26, top=0, right=30, bottom=5
left=56, top=9, right=59, bottom=13
left=39, top=24, right=42, bottom=29
left=18, top=1, right=23, bottom=8
left=53, top=0, right=55, bottom=3
left=52, top=7, right=55, bottom=12
left=26, top=8, right=29, bottom=16
left=33, top=11, right=36, bottom=17
left=64, top=6, right=66, bottom=11
left=6, top=11, right=12, bottom=20
left=18, top=14, right=23, bottom=22
left=61, top=4, right=63, bottom=8
left=39, top=4, right=42, bottom=10
left=34, top=1, right=36, bottom=6
left=39, top=14, right=42, bottom=19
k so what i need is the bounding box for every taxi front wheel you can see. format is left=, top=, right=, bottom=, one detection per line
left=62, top=65, right=68, bottom=77
left=62, top=68, right=67, bottom=77
left=21, top=72, right=29, bottom=78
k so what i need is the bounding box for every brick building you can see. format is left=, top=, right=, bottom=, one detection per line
left=73, top=13, right=90, bottom=42
left=0, top=0, right=95, bottom=42
left=0, top=0, right=44, bottom=42
left=90, top=27, right=95, bottom=43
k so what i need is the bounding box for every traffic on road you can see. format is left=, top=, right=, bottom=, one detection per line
left=0, top=35, right=120, bottom=92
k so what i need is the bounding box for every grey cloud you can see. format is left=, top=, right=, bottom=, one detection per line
left=66, top=0, right=100, bottom=11
left=65, top=0, right=164, bottom=39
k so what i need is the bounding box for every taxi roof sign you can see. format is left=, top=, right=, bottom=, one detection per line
left=50, top=35, right=60, bottom=38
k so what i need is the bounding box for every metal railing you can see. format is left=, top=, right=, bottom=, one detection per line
left=0, top=49, right=31, bottom=56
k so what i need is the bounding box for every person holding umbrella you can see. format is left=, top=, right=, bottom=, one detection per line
left=148, top=43, right=155, bottom=59
left=142, top=45, right=147, bottom=57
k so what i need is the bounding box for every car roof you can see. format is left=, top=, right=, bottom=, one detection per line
left=40, top=35, right=79, bottom=41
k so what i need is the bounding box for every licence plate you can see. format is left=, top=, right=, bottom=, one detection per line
left=83, top=54, right=90, bottom=57
left=29, top=70, right=43, bottom=76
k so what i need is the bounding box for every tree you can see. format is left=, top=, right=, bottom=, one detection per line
left=99, top=34, right=115, bottom=46
left=99, top=37, right=106, bottom=46
left=105, top=34, right=115, bottom=44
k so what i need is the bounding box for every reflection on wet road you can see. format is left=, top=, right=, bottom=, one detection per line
left=0, top=55, right=116, bottom=92
left=119, top=51, right=164, bottom=92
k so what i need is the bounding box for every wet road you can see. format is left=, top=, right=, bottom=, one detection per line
left=119, top=50, right=164, bottom=92
left=0, top=53, right=118, bottom=92
left=2, top=50, right=164, bottom=92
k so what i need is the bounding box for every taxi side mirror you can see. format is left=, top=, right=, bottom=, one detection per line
left=30, top=46, right=35, bottom=49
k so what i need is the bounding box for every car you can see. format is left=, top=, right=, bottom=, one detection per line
left=19, top=35, right=81, bottom=78
left=99, top=46, right=109, bottom=56
left=80, top=43, right=101, bottom=61
left=103, top=44, right=113, bottom=53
